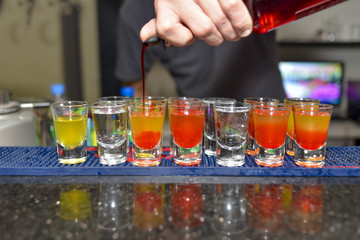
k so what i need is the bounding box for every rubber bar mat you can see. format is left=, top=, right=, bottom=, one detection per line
left=0, top=146, right=359, bottom=176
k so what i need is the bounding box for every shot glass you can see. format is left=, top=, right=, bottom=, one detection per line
left=91, top=101, right=128, bottom=165
left=293, top=103, right=333, bottom=168
left=284, top=98, right=320, bottom=156
left=201, top=97, right=236, bottom=156
left=51, top=101, right=88, bottom=164
left=214, top=102, right=251, bottom=167
left=133, top=96, right=167, bottom=156
left=99, top=96, right=133, bottom=153
left=167, top=96, right=201, bottom=155
left=244, top=97, right=279, bottom=156
left=168, top=100, right=206, bottom=165
left=253, top=103, right=290, bottom=167
left=128, top=98, right=166, bottom=166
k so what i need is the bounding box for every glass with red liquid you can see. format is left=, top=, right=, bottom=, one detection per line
left=253, top=103, right=290, bottom=167
left=167, top=96, right=201, bottom=155
left=169, top=100, right=206, bottom=165
left=244, top=0, right=347, bottom=34
left=293, top=103, right=333, bottom=168
left=244, top=97, right=279, bottom=156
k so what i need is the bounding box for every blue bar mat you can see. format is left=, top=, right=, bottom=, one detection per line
left=0, top=146, right=359, bottom=176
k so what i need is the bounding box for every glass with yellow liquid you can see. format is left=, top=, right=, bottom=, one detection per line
left=51, top=101, right=89, bottom=164
left=284, top=98, right=320, bottom=156
left=293, top=103, right=333, bottom=168
left=129, top=98, right=166, bottom=166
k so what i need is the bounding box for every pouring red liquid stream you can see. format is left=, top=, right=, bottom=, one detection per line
left=141, top=44, right=147, bottom=105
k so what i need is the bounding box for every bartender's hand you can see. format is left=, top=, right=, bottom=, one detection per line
left=140, top=0, right=253, bottom=47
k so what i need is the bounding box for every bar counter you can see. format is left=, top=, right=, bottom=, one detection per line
left=1, top=175, right=360, bottom=239
left=1, top=145, right=360, bottom=239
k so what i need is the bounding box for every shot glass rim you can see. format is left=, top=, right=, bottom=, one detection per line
left=51, top=100, right=88, bottom=108
left=252, top=102, right=291, bottom=112
left=201, top=97, right=236, bottom=104
left=292, top=103, right=334, bottom=111
left=284, top=97, right=321, bottom=105
left=129, top=99, right=166, bottom=111
left=98, top=96, right=132, bottom=103
left=167, top=96, right=201, bottom=104
left=214, top=101, right=251, bottom=112
left=91, top=101, right=128, bottom=109
left=132, top=96, right=167, bottom=102
left=243, top=97, right=279, bottom=105
left=168, top=100, right=206, bottom=109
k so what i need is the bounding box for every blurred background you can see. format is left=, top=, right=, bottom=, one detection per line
left=0, top=0, right=360, bottom=146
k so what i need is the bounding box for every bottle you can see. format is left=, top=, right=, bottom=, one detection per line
left=51, top=83, right=66, bottom=102
left=120, top=86, right=135, bottom=98
left=244, top=0, right=347, bottom=34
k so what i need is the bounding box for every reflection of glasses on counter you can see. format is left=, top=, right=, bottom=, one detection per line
left=132, top=183, right=165, bottom=231
left=60, top=184, right=92, bottom=220
left=170, top=184, right=203, bottom=229
left=211, top=184, right=248, bottom=235
left=287, top=185, right=324, bottom=234
left=248, top=184, right=284, bottom=232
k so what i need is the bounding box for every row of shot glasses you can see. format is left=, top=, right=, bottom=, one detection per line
left=50, top=96, right=332, bottom=168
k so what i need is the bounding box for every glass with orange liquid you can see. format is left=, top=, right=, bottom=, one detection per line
left=169, top=100, right=205, bottom=165
left=284, top=98, right=320, bottom=156
left=244, top=97, right=279, bottom=156
left=253, top=103, right=290, bottom=167
left=293, top=103, right=333, bottom=167
left=129, top=98, right=166, bottom=166
left=51, top=101, right=89, bottom=164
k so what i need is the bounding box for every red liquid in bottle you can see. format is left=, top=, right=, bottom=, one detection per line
left=244, top=0, right=347, bottom=33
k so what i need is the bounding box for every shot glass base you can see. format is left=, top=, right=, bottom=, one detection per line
left=255, top=144, right=285, bottom=167
left=132, top=158, right=161, bottom=167
left=131, top=143, right=162, bottom=167
left=57, top=142, right=87, bottom=164
left=285, top=135, right=295, bottom=156
left=216, top=158, right=245, bottom=167
left=97, top=144, right=127, bottom=166
left=294, top=144, right=326, bottom=168
left=246, top=136, right=256, bottom=156
left=173, top=142, right=202, bottom=166
left=204, top=136, right=216, bottom=156
left=99, top=156, right=127, bottom=166
left=216, top=142, right=246, bottom=167
left=174, top=156, right=202, bottom=166
left=59, top=157, right=87, bottom=165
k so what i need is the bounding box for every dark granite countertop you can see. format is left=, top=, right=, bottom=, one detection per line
left=0, top=176, right=359, bottom=240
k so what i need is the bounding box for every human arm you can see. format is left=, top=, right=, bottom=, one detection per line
left=140, top=0, right=253, bottom=47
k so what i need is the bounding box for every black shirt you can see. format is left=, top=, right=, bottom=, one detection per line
left=115, top=0, right=286, bottom=101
